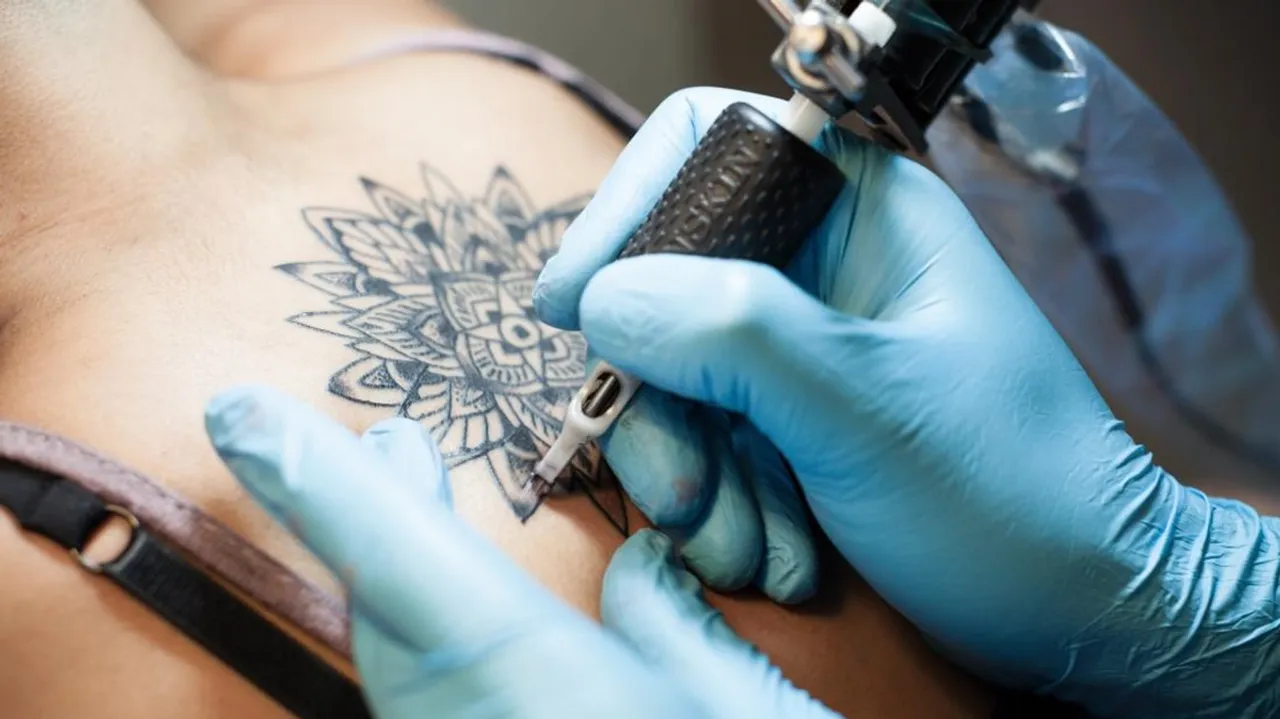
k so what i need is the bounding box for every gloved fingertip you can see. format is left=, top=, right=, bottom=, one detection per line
left=204, top=384, right=279, bottom=451
left=204, top=385, right=300, bottom=518
left=601, top=529, right=704, bottom=636
left=731, top=422, right=821, bottom=604
left=758, top=530, right=820, bottom=605
left=532, top=255, right=581, bottom=331
left=677, top=425, right=766, bottom=590
left=606, top=527, right=682, bottom=578
left=680, top=511, right=757, bottom=591
left=604, top=530, right=837, bottom=719
left=599, top=388, right=712, bottom=527
left=361, top=418, right=452, bottom=509
left=676, top=521, right=763, bottom=592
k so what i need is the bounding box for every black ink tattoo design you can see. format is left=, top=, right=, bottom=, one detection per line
left=278, top=164, right=628, bottom=534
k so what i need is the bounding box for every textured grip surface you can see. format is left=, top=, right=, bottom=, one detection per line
left=618, top=102, right=845, bottom=269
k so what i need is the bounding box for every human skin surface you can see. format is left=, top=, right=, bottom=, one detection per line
left=0, top=2, right=991, bottom=717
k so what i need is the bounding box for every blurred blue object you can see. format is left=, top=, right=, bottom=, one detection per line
left=929, top=16, right=1280, bottom=486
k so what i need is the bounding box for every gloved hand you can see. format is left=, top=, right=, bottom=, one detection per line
left=532, top=87, right=1280, bottom=718
left=203, top=385, right=839, bottom=719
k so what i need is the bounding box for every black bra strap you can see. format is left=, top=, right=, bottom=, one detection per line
left=0, top=460, right=372, bottom=719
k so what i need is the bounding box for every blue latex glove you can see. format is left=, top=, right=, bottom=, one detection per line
left=204, top=385, right=839, bottom=719
left=532, top=87, right=1280, bottom=717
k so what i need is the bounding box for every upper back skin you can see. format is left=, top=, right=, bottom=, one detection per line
left=0, top=2, right=992, bottom=717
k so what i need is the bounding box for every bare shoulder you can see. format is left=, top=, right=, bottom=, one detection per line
left=138, top=0, right=469, bottom=78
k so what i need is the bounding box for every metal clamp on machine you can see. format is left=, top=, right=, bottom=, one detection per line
left=765, top=0, right=1034, bottom=153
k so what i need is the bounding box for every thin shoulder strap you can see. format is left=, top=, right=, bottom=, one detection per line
left=343, top=29, right=646, bottom=138
left=0, top=422, right=350, bottom=653
left=0, top=423, right=368, bottom=719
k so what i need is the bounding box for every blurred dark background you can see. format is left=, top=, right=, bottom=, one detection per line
left=445, top=0, right=1280, bottom=315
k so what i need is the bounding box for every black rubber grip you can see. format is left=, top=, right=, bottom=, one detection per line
left=618, top=102, right=846, bottom=269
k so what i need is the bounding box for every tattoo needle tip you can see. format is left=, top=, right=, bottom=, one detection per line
left=516, top=473, right=556, bottom=523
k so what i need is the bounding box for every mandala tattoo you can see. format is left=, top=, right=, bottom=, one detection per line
left=278, top=164, right=628, bottom=533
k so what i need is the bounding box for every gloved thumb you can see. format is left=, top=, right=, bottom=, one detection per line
left=602, top=530, right=839, bottom=719
left=579, top=253, right=894, bottom=481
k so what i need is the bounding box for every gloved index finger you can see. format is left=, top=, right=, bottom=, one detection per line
left=361, top=417, right=453, bottom=509
left=204, top=385, right=577, bottom=651
left=532, top=88, right=792, bottom=331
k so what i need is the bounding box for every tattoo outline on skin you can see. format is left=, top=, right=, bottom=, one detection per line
left=277, top=164, right=628, bottom=534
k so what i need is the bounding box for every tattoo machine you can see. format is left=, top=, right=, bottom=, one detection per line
left=526, top=0, right=1035, bottom=510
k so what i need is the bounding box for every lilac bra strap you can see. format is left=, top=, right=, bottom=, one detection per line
left=343, top=29, right=646, bottom=138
